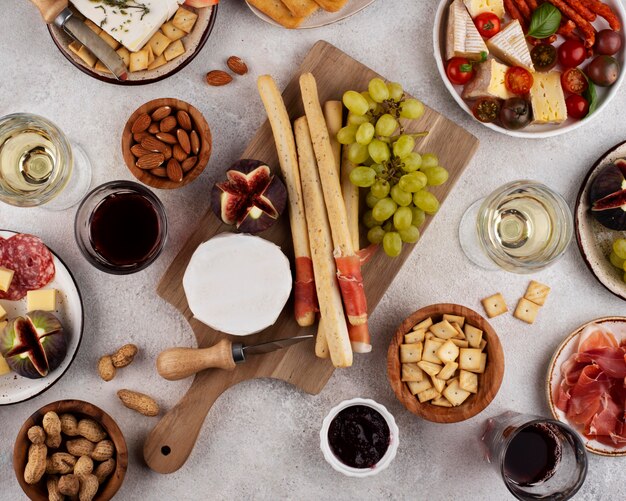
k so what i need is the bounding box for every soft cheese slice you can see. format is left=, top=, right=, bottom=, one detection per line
left=487, top=20, right=534, bottom=71
left=462, top=59, right=515, bottom=99
left=530, top=72, right=567, bottom=124
left=446, top=0, right=489, bottom=61
left=71, top=0, right=185, bottom=52
left=464, top=0, right=505, bottom=19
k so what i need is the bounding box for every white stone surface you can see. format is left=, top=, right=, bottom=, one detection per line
left=1, top=0, right=625, bottom=499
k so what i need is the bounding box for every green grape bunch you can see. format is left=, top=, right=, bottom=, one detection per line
left=338, top=78, right=450, bottom=257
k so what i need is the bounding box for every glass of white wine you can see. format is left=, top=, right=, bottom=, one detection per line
left=459, top=180, right=573, bottom=273
left=0, top=113, right=91, bottom=210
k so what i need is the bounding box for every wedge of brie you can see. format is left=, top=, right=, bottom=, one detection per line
left=446, top=0, right=489, bottom=61
left=462, top=59, right=514, bottom=100
left=463, top=0, right=505, bottom=19
left=529, top=72, right=567, bottom=124
left=486, top=20, right=534, bottom=71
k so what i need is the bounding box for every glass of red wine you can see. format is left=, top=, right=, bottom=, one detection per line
left=481, top=411, right=587, bottom=500
left=75, top=181, right=168, bottom=274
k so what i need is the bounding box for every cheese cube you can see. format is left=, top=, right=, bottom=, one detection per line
left=26, top=289, right=56, bottom=312
left=462, top=59, right=515, bottom=101
left=530, top=72, right=567, bottom=124
left=407, top=379, right=432, bottom=395
left=446, top=0, right=489, bottom=61
left=464, top=0, right=505, bottom=19
left=487, top=20, right=534, bottom=71
left=0, top=303, right=6, bottom=321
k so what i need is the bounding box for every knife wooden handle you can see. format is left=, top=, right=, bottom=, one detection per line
left=157, top=339, right=236, bottom=380
left=30, top=0, right=68, bottom=24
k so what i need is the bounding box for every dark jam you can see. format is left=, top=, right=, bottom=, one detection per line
left=327, top=405, right=390, bottom=469
left=504, top=423, right=562, bottom=486
left=89, top=192, right=161, bottom=266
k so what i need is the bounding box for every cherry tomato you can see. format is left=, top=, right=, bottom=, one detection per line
left=446, top=57, right=475, bottom=85
left=505, top=67, right=534, bottom=95
left=558, top=39, right=587, bottom=68
left=472, top=97, right=501, bottom=123
left=500, top=98, right=532, bottom=130
left=566, top=94, right=589, bottom=119
left=596, top=29, right=622, bottom=56
left=474, top=13, right=501, bottom=39
left=586, top=55, right=620, bottom=87
left=561, top=68, right=589, bottom=94
left=530, top=44, right=557, bottom=72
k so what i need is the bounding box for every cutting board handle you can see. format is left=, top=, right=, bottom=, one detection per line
left=143, top=372, right=231, bottom=473
left=30, top=0, right=68, bottom=24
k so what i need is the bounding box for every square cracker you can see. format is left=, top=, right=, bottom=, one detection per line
left=247, top=0, right=305, bottom=29
left=400, top=343, right=422, bottom=363
left=514, top=298, right=540, bottom=324
left=282, top=0, right=319, bottom=17
left=524, top=280, right=551, bottom=306
left=173, top=7, right=198, bottom=34
left=481, top=293, right=508, bottom=318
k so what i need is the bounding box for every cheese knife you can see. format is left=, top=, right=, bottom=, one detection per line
left=30, top=0, right=128, bottom=81
left=156, top=335, right=315, bottom=381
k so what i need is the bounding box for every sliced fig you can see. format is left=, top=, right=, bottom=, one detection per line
left=589, top=160, right=626, bottom=230
left=211, top=159, right=287, bottom=234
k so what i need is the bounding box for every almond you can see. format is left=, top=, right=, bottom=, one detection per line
left=190, top=130, right=200, bottom=155
left=173, top=144, right=187, bottom=162
left=163, top=144, right=172, bottom=160
left=177, top=129, right=191, bottom=154
left=136, top=153, right=165, bottom=170
left=131, top=113, right=151, bottom=134
left=227, top=56, right=248, bottom=76
left=130, top=144, right=151, bottom=157
left=141, top=136, right=168, bottom=153
left=151, top=167, right=168, bottom=178
left=133, top=131, right=151, bottom=143
left=182, top=156, right=198, bottom=173
left=159, top=116, right=177, bottom=133
left=156, top=132, right=177, bottom=145
left=176, top=110, right=192, bottom=131
left=151, top=106, right=172, bottom=121
left=206, top=70, right=232, bottom=86
left=166, top=159, right=183, bottom=183
left=148, top=123, right=160, bottom=134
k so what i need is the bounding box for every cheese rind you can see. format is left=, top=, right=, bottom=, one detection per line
left=26, top=289, right=57, bottom=312
left=487, top=20, right=534, bottom=71
left=0, top=267, right=14, bottom=293
left=446, top=0, right=489, bottom=61
left=530, top=72, right=567, bottom=124
left=464, top=0, right=505, bottom=19
left=462, top=59, right=515, bottom=100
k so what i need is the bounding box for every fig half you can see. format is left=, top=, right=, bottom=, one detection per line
left=0, top=311, right=66, bottom=379
left=211, top=159, right=287, bottom=234
left=590, top=159, right=626, bottom=231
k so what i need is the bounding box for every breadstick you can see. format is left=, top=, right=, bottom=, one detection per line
left=257, top=75, right=318, bottom=327
left=294, top=117, right=352, bottom=368
left=299, top=73, right=368, bottom=327
left=323, top=101, right=343, bottom=171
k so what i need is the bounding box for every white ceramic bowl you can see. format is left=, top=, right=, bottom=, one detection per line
left=433, top=0, right=626, bottom=138
left=320, top=397, right=399, bottom=478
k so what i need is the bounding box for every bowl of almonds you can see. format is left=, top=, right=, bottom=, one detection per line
left=122, top=98, right=212, bottom=189
left=13, top=399, right=127, bottom=501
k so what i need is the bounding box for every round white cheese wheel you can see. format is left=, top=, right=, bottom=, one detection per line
left=183, top=233, right=292, bottom=336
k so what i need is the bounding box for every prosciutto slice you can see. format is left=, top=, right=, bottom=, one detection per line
left=567, top=365, right=611, bottom=425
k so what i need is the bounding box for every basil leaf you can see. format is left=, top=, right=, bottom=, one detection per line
left=527, top=3, right=562, bottom=39
left=583, top=80, right=598, bottom=118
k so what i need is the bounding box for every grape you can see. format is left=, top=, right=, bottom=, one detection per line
left=337, top=125, right=358, bottom=145
left=391, top=185, right=412, bottom=206
left=363, top=211, right=379, bottom=229
left=413, top=190, right=440, bottom=214
left=422, top=166, right=449, bottom=186
left=368, top=226, right=385, bottom=244
left=370, top=179, right=390, bottom=199
left=375, top=114, right=398, bottom=137
left=371, top=164, right=386, bottom=177
left=400, top=98, right=425, bottom=119
left=411, top=207, right=426, bottom=227
left=349, top=166, right=376, bottom=187
left=366, top=191, right=381, bottom=208
left=387, top=82, right=404, bottom=101
left=421, top=153, right=439, bottom=169
left=393, top=207, right=413, bottom=231
left=368, top=139, right=390, bottom=164
left=347, top=112, right=370, bottom=125
left=383, top=221, right=393, bottom=232
left=356, top=122, right=375, bottom=145
left=372, top=197, right=397, bottom=222
left=399, top=225, right=420, bottom=243
left=398, top=172, right=427, bottom=193
left=343, top=90, right=370, bottom=116
left=368, top=78, right=390, bottom=103
left=361, top=91, right=378, bottom=111
left=614, top=239, right=626, bottom=260
left=401, top=152, right=422, bottom=172
left=348, top=142, right=369, bottom=164
left=393, top=135, right=416, bottom=159
left=383, top=232, right=402, bottom=257
left=610, top=251, right=625, bottom=269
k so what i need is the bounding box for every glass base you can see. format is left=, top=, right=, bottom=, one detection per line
left=459, top=198, right=498, bottom=271
left=43, top=143, right=92, bottom=211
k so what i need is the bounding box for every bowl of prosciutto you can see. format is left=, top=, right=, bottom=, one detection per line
left=547, top=318, right=626, bottom=456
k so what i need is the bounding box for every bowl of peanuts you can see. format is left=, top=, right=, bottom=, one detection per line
left=13, top=399, right=127, bottom=501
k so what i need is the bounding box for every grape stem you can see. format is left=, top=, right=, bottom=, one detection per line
left=379, top=131, right=429, bottom=144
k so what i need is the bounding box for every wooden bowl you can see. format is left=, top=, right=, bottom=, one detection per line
left=387, top=304, right=504, bottom=423
left=13, top=400, right=128, bottom=501
left=122, top=98, right=212, bottom=189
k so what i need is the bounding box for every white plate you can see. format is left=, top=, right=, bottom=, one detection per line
left=433, top=0, right=626, bottom=138
left=0, top=231, right=83, bottom=406
left=246, top=0, right=376, bottom=29
left=546, top=317, right=626, bottom=456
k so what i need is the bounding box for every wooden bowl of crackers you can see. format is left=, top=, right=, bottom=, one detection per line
left=122, top=98, right=212, bottom=190
left=387, top=304, right=504, bottom=423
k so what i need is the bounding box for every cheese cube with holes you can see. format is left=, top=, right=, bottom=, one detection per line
left=0, top=267, right=15, bottom=292
left=464, top=0, right=505, bottom=18
left=26, top=289, right=57, bottom=312
left=530, top=72, right=567, bottom=124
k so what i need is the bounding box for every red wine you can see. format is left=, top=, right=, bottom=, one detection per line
left=89, top=192, right=161, bottom=266
left=504, top=423, right=562, bottom=486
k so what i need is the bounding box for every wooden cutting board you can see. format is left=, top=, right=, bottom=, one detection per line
left=143, top=40, right=479, bottom=473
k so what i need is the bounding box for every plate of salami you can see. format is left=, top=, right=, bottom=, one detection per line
left=0, top=231, right=83, bottom=406
left=547, top=317, right=626, bottom=456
